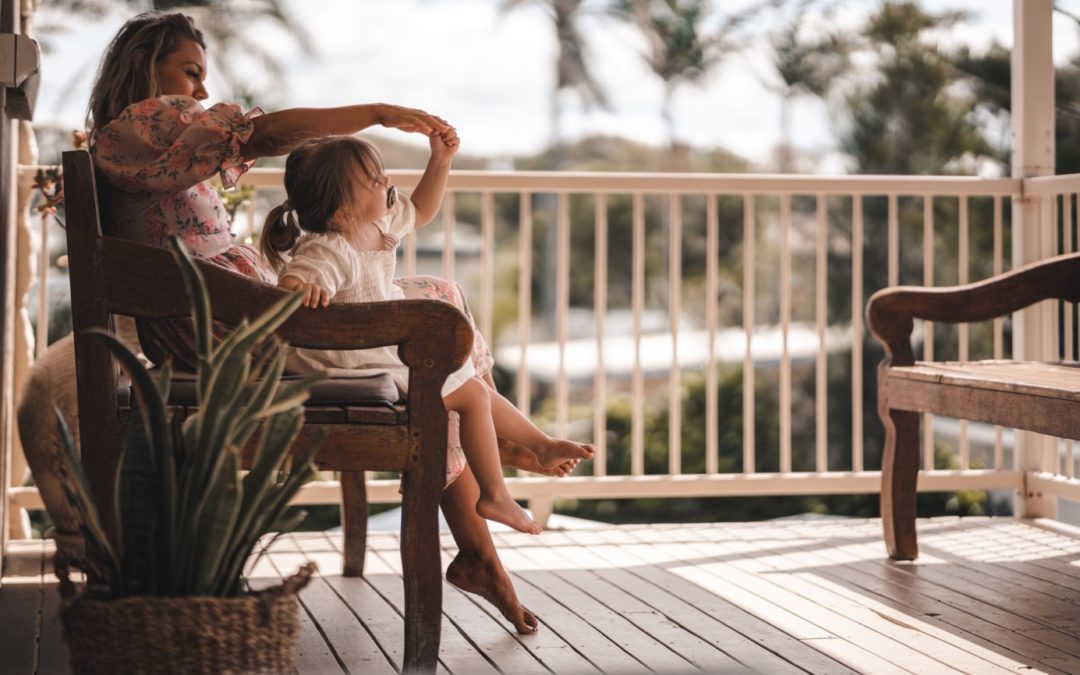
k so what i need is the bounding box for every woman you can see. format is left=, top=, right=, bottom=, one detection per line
left=76, top=10, right=588, bottom=633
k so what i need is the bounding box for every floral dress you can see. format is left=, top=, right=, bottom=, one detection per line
left=90, top=95, right=490, bottom=485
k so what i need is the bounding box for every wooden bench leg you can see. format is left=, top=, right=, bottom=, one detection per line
left=880, top=406, right=920, bottom=561
left=341, top=471, right=367, bottom=577
left=400, top=470, right=442, bottom=674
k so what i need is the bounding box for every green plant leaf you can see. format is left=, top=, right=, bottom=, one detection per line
left=53, top=407, right=121, bottom=589
left=167, top=236, right=212, bottom=360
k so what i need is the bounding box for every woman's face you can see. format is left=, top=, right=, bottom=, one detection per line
left=154, top=38, right=208, bottom=100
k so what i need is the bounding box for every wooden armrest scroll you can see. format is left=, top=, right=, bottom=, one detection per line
left=867, top=252, right=1080, bottom=367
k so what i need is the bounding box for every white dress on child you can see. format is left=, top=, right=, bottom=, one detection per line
left=283, top=197, right=476, bottom=397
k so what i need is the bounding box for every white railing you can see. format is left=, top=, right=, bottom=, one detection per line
left=11, top=166, right=1080, bottom=524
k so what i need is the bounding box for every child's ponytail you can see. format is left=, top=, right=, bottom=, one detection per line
left=260, top=200, right=301, bottom=272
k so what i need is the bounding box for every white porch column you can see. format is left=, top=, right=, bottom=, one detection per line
left=1012, top=0, right=1057, bottom=518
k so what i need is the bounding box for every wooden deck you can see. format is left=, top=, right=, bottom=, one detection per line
left=3, top=517, right=1080, bottom=674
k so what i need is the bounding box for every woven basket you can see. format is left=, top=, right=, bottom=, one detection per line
left=59, top=561, right=316, bottom=675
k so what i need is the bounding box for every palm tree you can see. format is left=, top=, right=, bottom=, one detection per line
left=500, top=0, right=610, bottom=153
left=768, top=1, right=849, bottom=170
left=615, top=0, right=778, bottom=151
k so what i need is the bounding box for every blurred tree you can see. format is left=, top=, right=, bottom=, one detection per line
left=37, top=0, right=312, bottom=106
left=499, top=0, right=610, bottom=152
left=767, top=0, right=849, bottom=171
left=613, top=0, right=779, bottom=152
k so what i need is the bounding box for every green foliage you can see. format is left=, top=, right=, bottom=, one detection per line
left=55, top=235, right=323, bottom=599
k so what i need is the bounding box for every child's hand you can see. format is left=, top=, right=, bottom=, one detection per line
left=430, top=127, right=459, bottom=161
left=280, top=275, right=331, bottom=308
left=297, top=282, right=330, bottom=308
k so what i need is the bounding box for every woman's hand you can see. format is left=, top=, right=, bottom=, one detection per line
left=377, top=104, right=453, bottom=136
left=280, top=275, right=331, bottom=308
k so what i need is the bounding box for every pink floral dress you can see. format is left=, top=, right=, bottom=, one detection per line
left=90, top=95, right=491, bottom=486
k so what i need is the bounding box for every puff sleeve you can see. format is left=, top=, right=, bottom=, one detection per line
left=93, top=96, right=262, bottom=194
left=282, top=235, right=357, bottom=299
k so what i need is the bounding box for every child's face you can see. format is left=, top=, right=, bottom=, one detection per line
left=348, top=165, right=396, bottom=225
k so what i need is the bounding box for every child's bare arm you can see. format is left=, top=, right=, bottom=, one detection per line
left=279, top=274, right=330, bottom=308
left=411, top=129, right=459, bottom=228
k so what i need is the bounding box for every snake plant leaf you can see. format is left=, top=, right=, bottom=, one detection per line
left=230, top=348, right=289, bottom=455
left=53, top=407, right=120, bottom=587
left=193, top=450, right=243, bottom=594
left=119, top=405, right=159, bottom=597
left=166, top=236, right=212, bottom=361
left=86, top=329, right=170, bottom=461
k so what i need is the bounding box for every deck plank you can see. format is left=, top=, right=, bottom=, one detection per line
left=266, top=549, right=346, bottom=674
left=367, top=543, right=543, bottom=675
left=482, top=542, right=646, bottom=674
left=436, top=545, right=602, bottom=675
left=502, top=530, right=709, bottom=673
left=628, top=524, right=958, bottom=675
left=0, top=539, right=44, bottom=674
left=285, top=534, right=397, bottom=675
left=776, top=521, right=1080, bottom=674
left=718, top=524, right=1028, bottom=675
left=559, top=529, right=855, bottom=675
left=527, top=529, right=761, bottom=673
left=5, top=518, right=1080, bottom=675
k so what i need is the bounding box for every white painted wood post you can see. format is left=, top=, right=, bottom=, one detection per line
left=1012, top=0, right=1058, bottom=518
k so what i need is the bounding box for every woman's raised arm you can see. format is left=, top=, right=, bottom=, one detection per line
left=240, top=103, right=451, bottom=158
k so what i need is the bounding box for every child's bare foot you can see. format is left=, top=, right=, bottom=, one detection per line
left=446, top=553, right=539, bottom=634
left=534, top=439, right=595, bottom=471
left=499, top=438, right=580, bottom=476
left=476, top=493, right=542, bottom=534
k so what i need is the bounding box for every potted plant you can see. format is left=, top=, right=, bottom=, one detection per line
left=54, top=236, right=324, bottom=675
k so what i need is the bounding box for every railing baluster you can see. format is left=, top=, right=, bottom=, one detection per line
left=1066, top=193, right=1075, bottom=479
left=706, top=195, right=719, bottom=475
left=815, top=194, right=828, bottom=473
left=556, top=192, right=570, bottom=439
left=993, top=195, right=1004, bottom=471
left=852, top=196, right=864, bottom=472
left=441, top=192, right=455, bottom=281
left=959, top=196, right=970, bottom=470
left=481, top=191, right=495, bottom=359
left=632, top=193, right=646, bottom=476
left=888, top=194, right=899, bottom=287
left=35, top=213, right=49, bottom=357
left=780, top=193, right=792, bottom=474
left=923, top=195, right=935, bottom=470
left=594, top=194, right=608, bottom=476
left=517, top=192, right=533, bottom=417
left=669, top=194, right=682, bottom=476
left=743, top=195, right=756, bottom=474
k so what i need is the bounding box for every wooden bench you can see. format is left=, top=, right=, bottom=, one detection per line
left=62, top=148, right=468, bottom=672
left=867, top=252, right=1080, bottom=561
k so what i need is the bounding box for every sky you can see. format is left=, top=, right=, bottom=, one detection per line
left=30, top=0, right=1080, bottom=170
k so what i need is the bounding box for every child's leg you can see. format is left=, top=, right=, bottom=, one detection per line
left=444, top=379, right=541, bottom=535
left=487, top=388, right=596, bottom=470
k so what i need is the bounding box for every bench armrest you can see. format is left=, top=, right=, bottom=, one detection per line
left=866, top=252, right=1080, bottom=366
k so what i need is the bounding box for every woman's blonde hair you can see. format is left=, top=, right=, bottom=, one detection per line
left=260, top=136, right=387, bottom=272
left=87, top=11, right=205, bottom=138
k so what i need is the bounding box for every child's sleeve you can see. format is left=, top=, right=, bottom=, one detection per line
left=281, top=237, right=354, bottom=298
left=92, top=95, right=262, bottom=193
